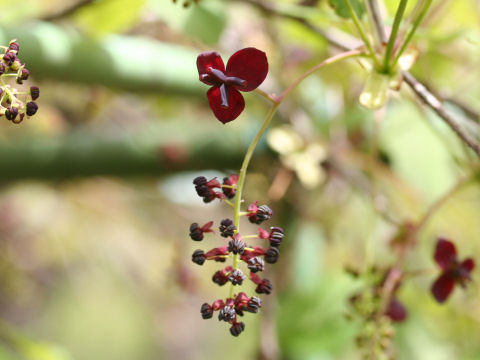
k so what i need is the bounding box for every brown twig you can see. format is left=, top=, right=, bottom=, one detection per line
left=403, top=72, right=480, bottom=157
left=40, top=0, right=95, bottom=21
left=366, top=0, right=387, bottom=44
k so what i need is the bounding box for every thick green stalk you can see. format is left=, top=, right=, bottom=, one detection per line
left=229, top=103, right=279, bottom=299
left=344, top=0, right=380, bottom=69
left=383, top=0, right=409, bottom=72
left=392, top=0, right=433, bottom=67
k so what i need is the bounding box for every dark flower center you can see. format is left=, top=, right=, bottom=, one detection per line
left=200, top=67, right=246, bottom=108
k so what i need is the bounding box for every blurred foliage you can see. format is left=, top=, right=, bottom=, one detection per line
left=0, top=0, right=478, bottom=360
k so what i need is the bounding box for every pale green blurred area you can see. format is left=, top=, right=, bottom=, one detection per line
left=0, top=0, right=478, bottom=359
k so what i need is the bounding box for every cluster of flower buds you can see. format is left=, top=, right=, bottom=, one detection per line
left=0, top=39, right=39, bottom=124
left=190, top=174, right=283, bottom=336
left=347, top=266, right=405, bottom=360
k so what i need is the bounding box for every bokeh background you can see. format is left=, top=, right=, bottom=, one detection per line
left=0, top=0, right=479, bottom=359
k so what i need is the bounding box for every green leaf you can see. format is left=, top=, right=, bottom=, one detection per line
left=327, top=0, right=365, bottom=19
left=73, top=0, right=146, bottom=36
left=0, top=321, right=74, bottom=360
left=183, top=2, right=226, bottom=44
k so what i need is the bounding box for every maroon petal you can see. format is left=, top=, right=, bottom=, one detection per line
left=434, top=238, right=457, bottom=270
left=197, top=51, right=225, bottom=85
left=226, top=48, right=268, bottom=92
left=431, top=272, right=456, bottom=303
left=207, top=86, right=245, bottom=123
left=461, top=258, right=475, bottom=273
left=385, top=298, right=407, bottom=322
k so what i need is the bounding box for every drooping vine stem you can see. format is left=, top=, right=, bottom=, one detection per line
left=344, top=0, right=380, bottom=69
left=383, top=0, right=408, bottom=72
left=228, top=50, right=363, bottom=298
left=393, top=0, right=433, bottom=67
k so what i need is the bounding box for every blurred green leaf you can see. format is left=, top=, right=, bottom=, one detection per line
left=0, top=22, right=203, bottom=95
left=183, top=2, right=226, bottom=44
left=0, top=322, right=73, bottom=360
left=73, top=0, right=146, bottom=36
left=327, top=0, right=364, bottom=19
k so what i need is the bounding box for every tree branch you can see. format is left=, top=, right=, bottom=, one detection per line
left=403, top=71, right=480, bottom=157
left=40, top=0, right=95, bottom=21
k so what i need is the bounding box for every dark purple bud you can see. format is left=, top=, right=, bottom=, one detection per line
left=246, top=296, right=262, bottom=313
left=3, top=51, right=16, bottom=66
left=193, top=176, right=207, bottom=186
left=5, top=107, right=18, bottom=121
left=218, top=305, right=236, bottom=322
left=229, top=269, right=246, bottom=285
left=192, top=249, right=206, bottom=265
left=230, top=321, right=245, bottom=336
left=0, top=63, right=5, bottom=75
left=212, top=270, right=229, bottom=286
left=247, top=257, right=265, bottom=273
left=255, top=279, right=272, bottom=295
left=16, top=68, right=29, bottom=84
left=8, top=41, right=19, bottom=52
left=26, top=102, right=38, bottom=116
left=265, top=247, right=280, bottom=264
left=269, top=227, right=284, bottom=247
left=201, top=303, right=213, bottom=319
left=228, top=236, right=245, bottom=255
left=30, top=86, right=40, bottom=101
left=219, top=218, right=236, bottom=238
left=189, top=223, right=203, bottom=241
left=248, top=204, right=273, bottom=224
left=222, top=174, right=238, bottom=199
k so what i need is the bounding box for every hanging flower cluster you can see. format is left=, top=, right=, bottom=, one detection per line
left=190, top=175, right=283, bottom=336
left=0, top=39, right=39, bottom=124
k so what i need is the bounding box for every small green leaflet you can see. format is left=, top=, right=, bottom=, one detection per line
left=327, top=0, right=365, bottom=19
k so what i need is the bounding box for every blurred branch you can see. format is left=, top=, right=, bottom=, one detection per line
left=366, top=0, right=386, bottom=43
left=239, top=0, right=480, bottom=157
left=40, top=0, right=95, bottom=21
left=236, top=0, right=355, bottom=50
left=0, top=129, right=265, bottom=181
left=0, top=22, right=204, bottom=96
left=403, top=72, right=480, bottom=157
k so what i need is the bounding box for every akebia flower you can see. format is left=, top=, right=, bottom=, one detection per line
left=431, top=238, right=475, bottom=303
left=197, top=48, right=268, bottom=123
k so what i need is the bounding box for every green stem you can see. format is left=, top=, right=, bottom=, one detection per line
left=229, top=103, right=279, bottom=299
left=279, top=49, right=363, bottom=101
left=344, top=0, right=380, bottom=69
left=392, top=0, right=433, bottom=68
left=233, top=103, right=280, bottom=233
left=383, top=0, right=408, bottom=72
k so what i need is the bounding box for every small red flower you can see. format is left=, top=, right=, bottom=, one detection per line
left=431, top=238, right=475, bottom=303
left=385, top=298, right=407, bottom=322
left=197, top=48, right=268, bottom=123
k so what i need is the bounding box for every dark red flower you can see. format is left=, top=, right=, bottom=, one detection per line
left=222, top=174, right=239, bottom=199
left=247, top=201, right=273, bottom=224
left=258, top=226, right=284, bottom=247
left=431, top=238, right=475, bottom=303
left=197, top=48, right=268, bottom=123
left=189, top=221, right=214, bottom=241
left=385, top=298, right=407, bottom=322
